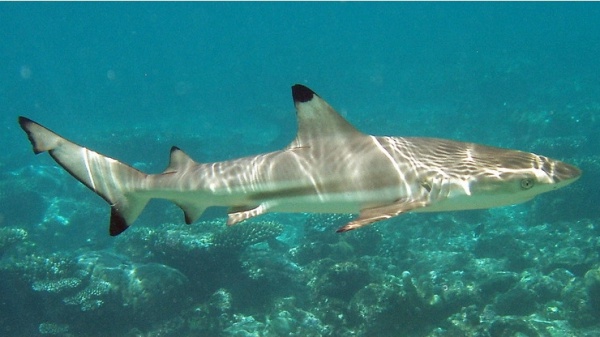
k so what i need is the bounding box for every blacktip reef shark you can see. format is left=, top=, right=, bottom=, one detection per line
left=18, top=84, right=581, bottom=236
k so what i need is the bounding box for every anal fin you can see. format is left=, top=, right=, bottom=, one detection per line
left=164, top=147, right=196, bottom=174
left=336, top=199, right=430, bottom=233
left=175, top=203, right=206, bottom=224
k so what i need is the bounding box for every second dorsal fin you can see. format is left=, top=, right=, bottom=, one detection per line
left=163, top=146, right=196, bottom=174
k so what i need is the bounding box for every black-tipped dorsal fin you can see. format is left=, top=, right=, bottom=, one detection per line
left=164, top=146, right=196, bottom=174
left=288, top=84, right=363, bottom=148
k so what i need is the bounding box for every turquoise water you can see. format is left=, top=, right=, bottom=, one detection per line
left=1, top=2, right=599, bottom=336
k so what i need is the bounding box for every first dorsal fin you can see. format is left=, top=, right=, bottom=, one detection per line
left=288, top=84, right=363, bottom=148
left=164, top=146, right=196, bottom=174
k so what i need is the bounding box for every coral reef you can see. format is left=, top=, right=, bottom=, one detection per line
left=0, top=227, right=28, bottom=255
left=0, top=249, right=189, bottom=336
left=3, top=205, right=600, bottom=336
left=214, top=221, right=283, bottom=250
left=114, top=220, right=283, bottom=262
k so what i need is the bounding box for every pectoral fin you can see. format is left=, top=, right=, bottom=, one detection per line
left=336, top=199, right=431, bottom=233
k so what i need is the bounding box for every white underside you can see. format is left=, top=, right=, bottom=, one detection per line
left=145, top=183, right=534, bottom=218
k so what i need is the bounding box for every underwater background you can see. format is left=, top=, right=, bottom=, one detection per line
left=1, top=2, right=599, bottom=337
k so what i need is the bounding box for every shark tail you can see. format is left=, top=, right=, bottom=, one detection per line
left=18, top=116, right=149, bottom=236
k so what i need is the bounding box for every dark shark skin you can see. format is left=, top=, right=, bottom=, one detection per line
left=18, top=84, right=581, bottom=236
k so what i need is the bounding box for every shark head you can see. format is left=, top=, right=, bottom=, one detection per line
left=463, top=147, right=581, bottom=207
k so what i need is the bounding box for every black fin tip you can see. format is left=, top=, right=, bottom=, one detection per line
left=109, top=207, right=129, bottom=236
left=291, top=84, right=316, bottom=103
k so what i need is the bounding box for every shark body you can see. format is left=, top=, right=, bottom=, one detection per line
left=19, top=84, right=581, bottom=236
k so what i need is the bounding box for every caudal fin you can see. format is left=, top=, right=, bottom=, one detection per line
left=18, top=116, right=149, bottom=236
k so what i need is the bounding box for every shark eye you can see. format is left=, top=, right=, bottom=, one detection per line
left=520, top=178, right=535, bottom=190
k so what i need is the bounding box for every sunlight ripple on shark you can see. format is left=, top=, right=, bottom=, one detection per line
left=18, top=84, right=581, bottom=236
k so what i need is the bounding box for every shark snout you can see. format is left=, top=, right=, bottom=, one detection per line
left=550, top=160, right=581, bottom=184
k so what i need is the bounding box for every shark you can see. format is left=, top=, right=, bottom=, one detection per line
left=18, top=84, right=581, bottom=236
